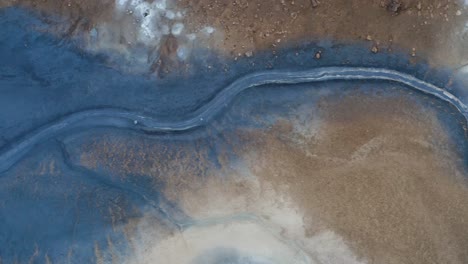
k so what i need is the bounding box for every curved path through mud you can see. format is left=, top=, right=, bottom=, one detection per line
left=1, top=67, right=467, bottom=173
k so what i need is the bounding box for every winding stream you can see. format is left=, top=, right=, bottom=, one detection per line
left=1, top=67, right=467, bottom=173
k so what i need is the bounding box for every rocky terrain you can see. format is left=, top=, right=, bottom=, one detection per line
left=3, top=0, right=468, bottom=70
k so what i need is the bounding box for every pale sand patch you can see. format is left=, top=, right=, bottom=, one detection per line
left=235, top=90, right=468, bottom=264
left=74, top=87, right=468, bottom=263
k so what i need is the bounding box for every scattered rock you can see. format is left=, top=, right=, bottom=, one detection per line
left=310, top=0, right=320, bottom=8
left=371, top=46, right=379, bottom=53
left=315, top=51, right=322, bottom=59
left=245, top=51, right=253, bottom=57
left=383, top=0, right=403, bottom=14
left=12, top=0, right=464, bottom=72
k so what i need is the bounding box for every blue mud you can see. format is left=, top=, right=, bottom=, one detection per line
left=0, top=6, right=467, bottom=263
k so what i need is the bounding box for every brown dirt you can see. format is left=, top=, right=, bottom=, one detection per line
left=72, top=86, right=468, bottom=263
left=236, top=90, right=468, bottom=264
left=181, top=0, right=468, bottom=65
left=3, top=0, right=468, bottom=66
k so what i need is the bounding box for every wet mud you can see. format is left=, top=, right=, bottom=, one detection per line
left=1, top=3, right=468, bottom=264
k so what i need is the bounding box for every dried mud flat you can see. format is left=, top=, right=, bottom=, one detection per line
left=2, top=1, right=468, bottom=263
left=239, top=92, right=468, bottom=263
left=72, top=87, right=468, bottom=263
left=3, top=0, right=468, bottom=66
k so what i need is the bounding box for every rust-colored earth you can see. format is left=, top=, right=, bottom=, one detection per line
left=3, top=0, right=468, bottom=66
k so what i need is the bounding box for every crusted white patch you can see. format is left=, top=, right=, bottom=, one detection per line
left=121, top=162, right=365, bottom=264
left=165, top=10, right=175, bottom=19
left=129, top=218, right=311, bottom=264
left=123, top=175, right=365, bottom=264
left=115, top=0, right=128, bottom=10
left=177, top=45, right=188, bottom=60
left=171, top=23, right=184, bottom=35
left=186, top=33, right=197, bottom=41
left=161, top=24, right=170, bottom=35
left=202, top=26, right=215, bottom=35
left=84, top=0, right=219, bottom=72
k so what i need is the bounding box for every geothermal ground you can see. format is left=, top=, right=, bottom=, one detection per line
left=0, top=1, right=468, bottom=264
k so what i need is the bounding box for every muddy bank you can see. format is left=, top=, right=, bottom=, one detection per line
left=61, top=81, right=468, bottom=264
